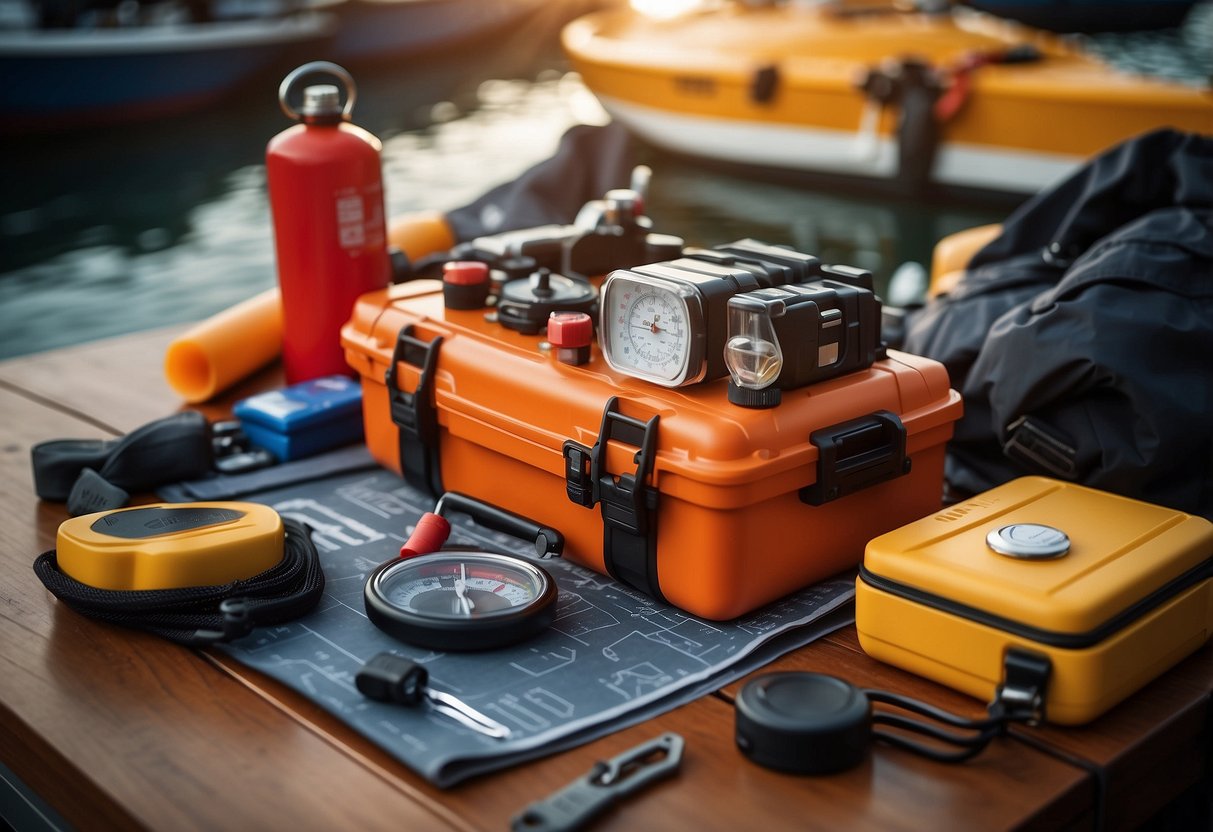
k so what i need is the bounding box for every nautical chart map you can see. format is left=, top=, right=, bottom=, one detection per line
left=213, top=468, right=855, bottom=786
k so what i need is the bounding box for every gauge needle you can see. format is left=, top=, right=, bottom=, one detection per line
left=454, top=563, right=475, bottom=615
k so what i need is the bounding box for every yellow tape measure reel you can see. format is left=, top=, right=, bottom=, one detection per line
left=55, top=502, right=284, bottom=591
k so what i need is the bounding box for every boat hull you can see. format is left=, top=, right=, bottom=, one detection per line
left=563, top=5, right=1213, bottom=195
left=0, top=13, right=335, bottom=130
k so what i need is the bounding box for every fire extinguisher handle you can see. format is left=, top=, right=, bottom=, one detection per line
left=278, top=61, right=357, bottom=122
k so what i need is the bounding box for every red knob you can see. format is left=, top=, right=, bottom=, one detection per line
left=547, top=312, right=593, bottom=366
left=442, top=261, right=490, bottom=310
left=443, top=261, right=489, bottom=286
left=547, top=312, right=593, bottom=348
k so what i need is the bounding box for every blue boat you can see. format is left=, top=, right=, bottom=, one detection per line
left=0, top=5, right=337, bottom=131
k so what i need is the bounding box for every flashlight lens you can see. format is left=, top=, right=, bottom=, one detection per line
left=725, top=336, right=781, bottom=387
left=725, top=302, right=782, bottom=389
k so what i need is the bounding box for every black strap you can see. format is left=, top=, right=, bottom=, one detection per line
left=32, top=518, right=325, bottom=647
left=386, top=327, right=444, bottom=496
left=32, top=411, right=213, bottom=506
left=589, top=399, right=662, bottom=602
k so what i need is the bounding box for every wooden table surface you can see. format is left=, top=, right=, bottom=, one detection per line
left=1, top=326, right=1209, bottom=832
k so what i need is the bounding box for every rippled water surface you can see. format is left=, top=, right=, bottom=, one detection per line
left=0, top=16, right=1021, bottom=360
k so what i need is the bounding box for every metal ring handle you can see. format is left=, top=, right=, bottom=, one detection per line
left=278, top=60, right=357, bottom=121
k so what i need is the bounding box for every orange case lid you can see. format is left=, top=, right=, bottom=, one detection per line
left=863, top=476, right=1213, bottom=634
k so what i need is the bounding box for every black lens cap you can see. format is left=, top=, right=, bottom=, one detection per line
left=735, top=672, right=871, bottom=775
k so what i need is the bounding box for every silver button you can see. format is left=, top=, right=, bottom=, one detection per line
left=986, top=524, right=1071, bottom=560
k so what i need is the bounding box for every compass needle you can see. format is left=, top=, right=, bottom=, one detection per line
left=454, top=562, right=476, bottom=615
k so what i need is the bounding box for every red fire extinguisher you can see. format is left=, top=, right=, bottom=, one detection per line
left=267, top=61, right=391, bottom=384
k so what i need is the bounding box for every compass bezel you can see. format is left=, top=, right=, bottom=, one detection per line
left=364, top=549, right=559, bottom=651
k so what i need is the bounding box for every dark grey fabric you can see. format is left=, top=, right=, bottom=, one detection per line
left=904, top=129, right=1213, bottom=518
left=444, top=122, right=637, bottom=241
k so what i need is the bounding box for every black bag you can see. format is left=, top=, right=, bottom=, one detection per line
left=904, top=129, right=1213, bottom=519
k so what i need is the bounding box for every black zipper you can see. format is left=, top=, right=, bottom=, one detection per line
left=858, top=556, right=1213, bottom=650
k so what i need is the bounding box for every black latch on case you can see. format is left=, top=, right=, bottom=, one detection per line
left=386, top=325, right=444, bottom=496
left=801, top=410, right=909, bottom=506
left=562, top=441, right=594, bottom=508
left=994, top=648, right=1052, bottom=724
left=565, top=397, right=662, bottom=600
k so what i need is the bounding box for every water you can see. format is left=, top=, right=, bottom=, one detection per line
left=0, top=18, right=1009, bottom=361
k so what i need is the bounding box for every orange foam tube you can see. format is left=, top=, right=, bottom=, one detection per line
left=163, top=211, right=455, bottom=403
left=388, top=209, right=456, bottom=262
left=164, top=288, right=284, bottom=403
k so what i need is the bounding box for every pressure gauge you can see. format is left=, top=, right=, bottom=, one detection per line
left=596, top=241, right=853, bottom=390
left=600, top=270, right=701, bottom=386
left=600, top=259, right=760, bottom=387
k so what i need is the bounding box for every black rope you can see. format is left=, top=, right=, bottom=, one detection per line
left=33, top=517, right=324, bottom=647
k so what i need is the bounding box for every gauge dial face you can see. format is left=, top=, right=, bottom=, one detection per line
left=602, top=275, right=695, bottom=385
left=372, top=553, right=548, bottom=619
left=364, top=550, right=559, bottom=651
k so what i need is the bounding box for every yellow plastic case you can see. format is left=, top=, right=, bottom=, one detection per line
left=56, top=502, right=285, bottom=591
left=856, top=477, right=1213, bottom=725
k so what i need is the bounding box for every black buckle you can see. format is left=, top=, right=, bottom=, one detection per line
left=567, top=397, right=662, bottom=600
left=994, top=648, right=1051, bottom=725
left=386, top=325, right=444, bottom=496
left=801, top=410, right=909, bottom=506
left=563, top=441, right=594, bottom=507
left=1002, top=415, right=1078, bottom=479
left=592, top=399, right=658, bottom=535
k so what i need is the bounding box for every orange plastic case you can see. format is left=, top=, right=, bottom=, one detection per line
left=857, top=477, right=1213, bottom=725
left=342, top=280, right=962, bottom=620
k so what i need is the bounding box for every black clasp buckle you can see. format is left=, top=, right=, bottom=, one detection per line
left=565, top=397, right=662, bottom=599
left=591, top=397, right=660, bottom=539
left=994, top=648, right=1051, bottom=725
left=801, top=410, right=909, bottom=506
left=563, top=440, right=594, bottom=508
left=1002, top=415, right=1078, bottom=479
left=385, top=325, right=444, bottom=495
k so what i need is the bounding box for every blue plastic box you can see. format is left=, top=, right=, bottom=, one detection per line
left=233, top=375, right=364, bottom=462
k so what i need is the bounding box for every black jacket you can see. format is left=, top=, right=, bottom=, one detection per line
left=904, top=129, right=1213, bottom=519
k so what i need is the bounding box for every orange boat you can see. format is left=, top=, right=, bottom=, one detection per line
left=562, top=1, right=1213, bottom=196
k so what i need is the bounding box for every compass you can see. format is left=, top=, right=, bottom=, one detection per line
left=365, top=551, right=557, bottom=650
left=363, top=493, right=562, bottom=651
